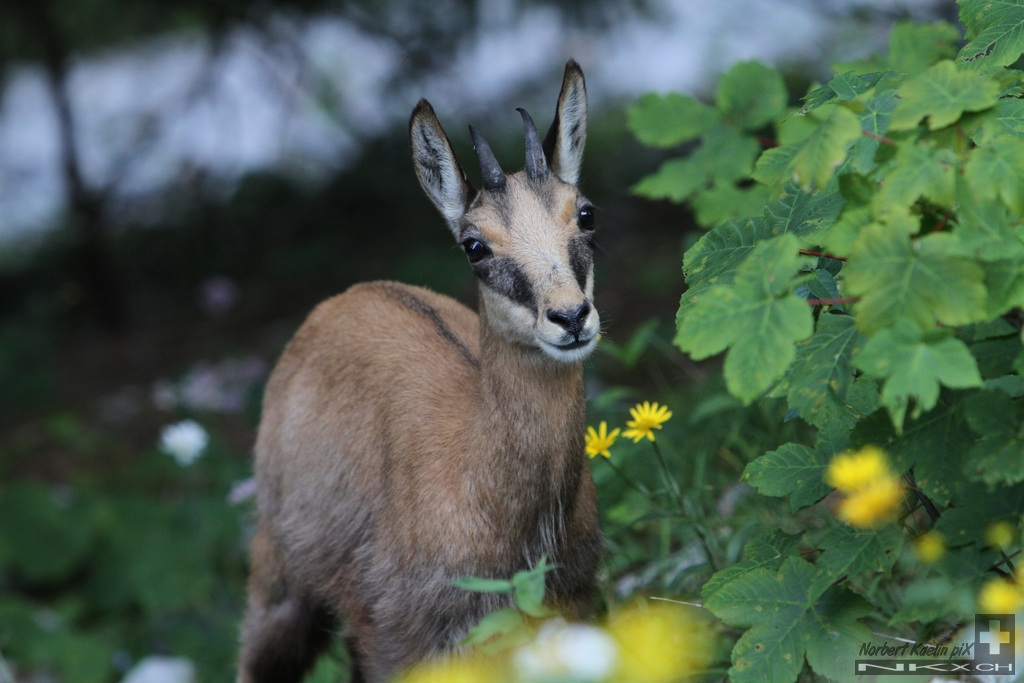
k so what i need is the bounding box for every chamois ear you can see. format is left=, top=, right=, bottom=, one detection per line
left=410, top=99, right=474, bottom=234
left=543, top=60, right=587, bottom=186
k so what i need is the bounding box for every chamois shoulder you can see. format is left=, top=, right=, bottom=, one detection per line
left=293, top=281, right=480, bottom=368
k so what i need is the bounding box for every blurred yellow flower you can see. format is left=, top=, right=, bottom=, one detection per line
left=913, top=532, right=945, bottom=564
left=607, top=601, right=709, bottom=683
left=825, top=445, right=890, bottom=490
left=397, top=655, right=498, bottom=683
left=826, top=446, right=904, bottom=528
left=835, top=479, right=903, bottom=527
left=622, top=402, right=672, bottom=443
left=986, top=521, right=1018, bottom=550
left=585, top=421, right=621, bottom=459
left=979, top=577, right=1024, bottom=614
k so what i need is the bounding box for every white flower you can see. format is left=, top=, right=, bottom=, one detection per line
left=514, top=619, right=618, bottom=682
left=121, top=656, right=195, bottom=683
left=159, top=420, right=208, bottom=466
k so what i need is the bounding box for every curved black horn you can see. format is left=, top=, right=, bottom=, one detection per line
left=469, top=125, right=506, bottom=191
left=518, top=108, right=548, bottom=181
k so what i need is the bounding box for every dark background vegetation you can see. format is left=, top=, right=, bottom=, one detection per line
left=0, top=0, right=955, bottom=681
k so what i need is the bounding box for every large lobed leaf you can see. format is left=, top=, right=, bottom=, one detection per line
left=705, top=556, right=871, bottom=683
left=845, top=226, right=988, bottom=335
left=676, top=234, right=814, bottom=403
left=853, top=318, right=982, bottom=431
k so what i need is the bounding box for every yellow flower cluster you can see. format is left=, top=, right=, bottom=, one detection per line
left=986, top=521, right=1018, bottom=550
left=825, top=446, right=904, bottom=528
left=607, top=601, right=711, bottom=683
left=584, top=402, right=672, bottom=459
left=913, top=531, right=945, bottom=564
left=398, top=600, right=709, bottom=683
left=979, top=567, right=1024, bottom=614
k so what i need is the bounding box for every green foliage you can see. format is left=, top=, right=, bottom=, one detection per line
left=676, top=234, right=814, bottom=403
left=627, top=5, right=1024, bottom=682
left=627, top=60, right=787, bottom=225
left=454, top=557, right=557, bottom=654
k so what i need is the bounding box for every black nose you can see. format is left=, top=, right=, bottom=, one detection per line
left=547, top=302, right=591, bottom=338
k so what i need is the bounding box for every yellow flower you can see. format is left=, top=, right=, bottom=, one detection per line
left=826, top=446, right=904, bottom=528
left=986, top=521, right=1018, bottom=550
left=397, top=655, right=497, bottom=683
left=979, top=577, right=1024, bottom=614
left=835, top=478, right=904, bottom=527
left=825, top=445, right=890, bottom=491
left=607, top=601, right=710, bottom=683
left=622, top=401, right=672, bottom=443
left=585, top=421, right=621, bottom=459
left=914, top=532, right=945, bottom=564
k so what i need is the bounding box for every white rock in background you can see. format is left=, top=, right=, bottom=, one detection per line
left=158, top=419, right=208, bottom=466
left=121, top=657, right=195, bottom=683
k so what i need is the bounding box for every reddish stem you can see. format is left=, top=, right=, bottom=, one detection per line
left=757, top=135, right=780, bottom=148
left=930, top=213, right=950, bottom=234
left=806, top=297, right=861, bottom=306
left=863, top=130, right=896, bottom=146
left=799, top=249, right=847, bottom=262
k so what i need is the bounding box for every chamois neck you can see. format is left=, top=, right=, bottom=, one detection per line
left=475, top=306, right=586, bottom=452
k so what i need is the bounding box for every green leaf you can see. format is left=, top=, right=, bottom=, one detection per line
left=702, top=529, right=803, bottom=603
left=790, top=106, right=864, bottom=191
left=958, top=0, right=1024, bottom=72
left=632, top=156, right=709, bottom=202
left=889, top=21, right=960, bottom=76
left=743, top=443, right=831, bottom=511
left=845, top=90, right=899, bottom=174
left=0, top=483, right=92, bottom=584
left=460, top=607, right=527, bottom=648
left=451, top=576, right=513, bottom=593
left=811, top=524, right=904, bottom=594
left=936, top=483, right=1024, bottom=546
left=851, top=396, right=972, bottom=506
left=626, top=92, right=720, bottom=147
left=983, top=256, right=1024, bottom=317
left=633, top=124, right=760, bottom=202
left=845, top=227, right=988, bottom=335
left=511, top=558, right=554, bottom=617
left=679, top=217, right=775, bottom=323
left=717, top=61, right=787, bottom=130
left=801, top=71, right=899, bottom=113
left=691, top=182, right=771, bottom=226
left=821, top=206, right=872, bottom=256
left=873, top=141, right=957, bottom=212
left=677, top=234, right=814, bottom=403
left=763, top=181, right=845, bottom=242
left=995, top=96, right=1024, bottom=136
left=853, top=319, right=982, bottom=430
left=963, top=390, right=1024, bottom=486
left=783, top=314, right=865, bottom=428
left=752, top=144, right=798, bottom=186
left=706, top=557, right=870, bottom=683
left=952, top=191, right=1024, bottom=262
left=889, top=60, right=1000, bottom=130
left=965, top=134, right=1024, bottom=213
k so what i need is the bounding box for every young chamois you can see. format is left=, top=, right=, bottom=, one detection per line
left=238, top=60, right=603, bottom=683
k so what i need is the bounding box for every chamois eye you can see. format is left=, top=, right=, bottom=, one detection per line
left=578, top=206, right=595, bottom=231
left=462, top=239, right=490, bottom=263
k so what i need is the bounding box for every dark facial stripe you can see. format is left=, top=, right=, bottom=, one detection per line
left=568, top=236, right=592, bottom=291
left=475, top=257, right=537, bottom=314
left=376, top=283, right=478, bottom=367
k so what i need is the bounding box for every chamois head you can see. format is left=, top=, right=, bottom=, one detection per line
left=409, top=60, right=598, bottom=363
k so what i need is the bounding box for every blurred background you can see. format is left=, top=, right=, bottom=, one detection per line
left=0, top=0, right=956, bottom=681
